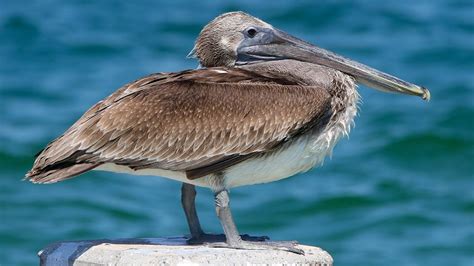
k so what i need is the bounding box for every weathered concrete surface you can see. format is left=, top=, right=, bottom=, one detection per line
left=39, top=236, right=333, bottom=265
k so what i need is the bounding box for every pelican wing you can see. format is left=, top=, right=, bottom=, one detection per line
left=26, top=68, right=332, bottom=183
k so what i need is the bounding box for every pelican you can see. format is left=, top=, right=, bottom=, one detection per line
left=26, top=12, right=430, bottom=254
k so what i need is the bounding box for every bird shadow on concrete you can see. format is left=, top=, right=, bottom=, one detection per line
left=38, top=236, right=193, bottom=265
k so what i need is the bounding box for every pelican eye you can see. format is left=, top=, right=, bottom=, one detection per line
left=246, top=27, right=257, bottom=38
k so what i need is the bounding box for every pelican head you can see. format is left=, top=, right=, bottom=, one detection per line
left=191, top=11, right=430, bottom=100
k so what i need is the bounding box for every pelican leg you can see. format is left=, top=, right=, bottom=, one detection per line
left=181, top=183, right=205, bottom=240
left=181, top=183, right=267, bottom=244
left=210, top=189, right=304, bottom=255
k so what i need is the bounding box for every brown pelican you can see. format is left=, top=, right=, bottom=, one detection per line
left=26, top=12, right=430, bottom=254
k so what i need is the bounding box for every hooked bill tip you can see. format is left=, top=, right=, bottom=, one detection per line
left=421, top=86, right=431, bottom=101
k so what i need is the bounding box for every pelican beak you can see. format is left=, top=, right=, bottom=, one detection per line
left=237, top=28, right=430, bottom=101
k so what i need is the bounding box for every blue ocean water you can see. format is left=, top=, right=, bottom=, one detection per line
left=1, top=0, right=473, bottom=265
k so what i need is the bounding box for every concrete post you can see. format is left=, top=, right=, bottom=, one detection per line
left=39, top=236, right=333, bottom=265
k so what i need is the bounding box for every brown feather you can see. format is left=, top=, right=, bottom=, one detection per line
left=26, top=163, right=99, bottom=184
left=26, top=67, right=332, bottom=183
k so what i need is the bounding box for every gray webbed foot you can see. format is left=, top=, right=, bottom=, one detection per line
left=187, top=233, right=269, bottom=244
left=241, top=234, right=270, bottom=242
left=206, top=239, right=304, bottom=255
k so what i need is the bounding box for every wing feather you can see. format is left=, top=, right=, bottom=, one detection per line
left=26, top=67, right=332, bottom=183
